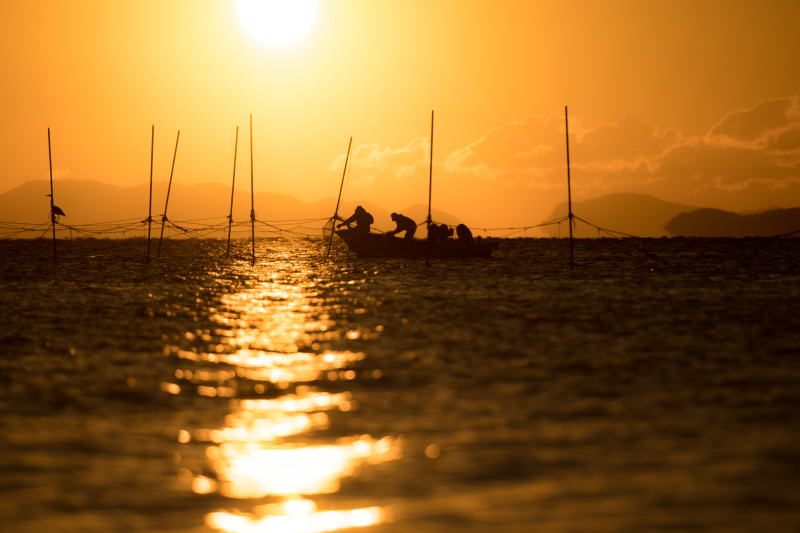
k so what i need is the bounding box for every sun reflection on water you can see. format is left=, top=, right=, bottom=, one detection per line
left=211, top=434, right=401, bottom=498
left=175, top=349, right=366, bottom=388
left=174, top=272, right=395, bottom=532
left=206, top=499, right=388, bottom=533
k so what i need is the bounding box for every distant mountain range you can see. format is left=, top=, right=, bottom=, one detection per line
left=541, top=193, right=698, bottom=238
left=6, top=181, right=798, bottom=239
left=665, top=208, right=800, bottom=237
left=540, top=192, right=800, bottom=238
left=0, top=180, right=460, bottom=237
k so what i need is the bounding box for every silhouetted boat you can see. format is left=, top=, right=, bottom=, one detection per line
left=335, top=229, right=499, bottom=259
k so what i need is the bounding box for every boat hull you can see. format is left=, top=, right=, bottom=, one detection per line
left=334, top=230, right=498, bottom=259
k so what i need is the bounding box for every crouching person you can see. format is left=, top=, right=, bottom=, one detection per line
left=428, top=223, right=453, bottom=243
left=387, top=213, right=417, bottom=240
left=456, top=224, right=474, bottom=244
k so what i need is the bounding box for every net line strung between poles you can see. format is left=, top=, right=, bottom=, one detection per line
left=0, top=216, right=329, bottom=262
left=567, top=215, right=674, bottom=268
left=429, top=215, right=571, bottom=238
left=0, top=212, right=640, bottom=244
left=1, top=215, right=330, bottom=241
left=0, top=221, right=52, bottom=240
left=429, top=213, right=672, bottom=269
left=0, top=225, right=52, bottom=256
left=1, top=210, right=677, bottom=269
left=0, top=205, right=617, bottom=244
left=325, top=150, right=355, bottom=235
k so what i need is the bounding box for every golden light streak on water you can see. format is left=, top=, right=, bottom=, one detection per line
left=175, top=349, right=366, bottom=387
left=192, top=475, right=218, bottom=494
left=210, top=435, right=401, bottom=498
left=206, top=502, right=389, bottom=533
left=160, top=382, right=181, bottom=394
left=179, top=275, right=395, bottom=532
left=239, top=391, right=352, bottom=413
left=194, top=383, right=400, bottom=531
left=187, top=387, right=401, bottom=497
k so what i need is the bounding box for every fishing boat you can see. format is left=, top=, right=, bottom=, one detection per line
left=326, top=112, right=499, bottom=260
left=334, top=228, right=499, bottom=259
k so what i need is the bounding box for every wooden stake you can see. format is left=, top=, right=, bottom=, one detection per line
left=47, top=128, right=56, bottom=263
left=565, top=106, right=574, bottom=269
left=158, top=130, right=180, bottom=257
left=426, top=110, right=434, bottom=267
left=327, top=136, right=353, bottom=258
left=147, top=125, right=154, bottom=263
left=227, top=126, right=239, bottom=258
left=249, top=115, right=255, bottom=265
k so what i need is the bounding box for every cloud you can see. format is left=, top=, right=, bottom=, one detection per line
left=354, top=174, right=374, bottom=186
left=329, top=138, right=430, bottom=180
left=445, top=115, right=563, bottom=180
left=326, top=96, right=800, bottom=221
left=53, top=169, right=71, bottom=179
left=444, top=113, right=684, bottom=183
left=708, top=96, right=799, bottom=147
left=444, top=95, right=800, bottom=199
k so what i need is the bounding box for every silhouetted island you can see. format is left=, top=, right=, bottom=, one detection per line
left=541, top=193, right=697, bottom=238
left=665, top=207, right=800, bottom=237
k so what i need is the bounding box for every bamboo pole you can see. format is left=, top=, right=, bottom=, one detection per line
left=426, top=110, right=434, bottom=267
left=147, top=125, right=154, bottom=263
left=158, top=130, right=180, bottom=257
left=227, top=126, right=239, bottom=257
left=326, top=136, right=353, bottom=258
left=249, top=115, right=255, bottom=265
left=47, top=128, right=56, bottom=263
left=565, top=106, right=574, bottom=269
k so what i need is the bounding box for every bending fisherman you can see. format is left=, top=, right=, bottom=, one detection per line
left=428, top=223, right=453, bottom=243
left=387, top=213, right=417, bottom=240
left=456, top=223, right=474, bottom=244
left=337, top=206, right=374, bottom=234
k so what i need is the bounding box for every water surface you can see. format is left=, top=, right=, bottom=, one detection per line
left=1, top=237, right=799, bottom=532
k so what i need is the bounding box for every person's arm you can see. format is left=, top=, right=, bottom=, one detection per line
left=337, top=214, right=355, bottom=227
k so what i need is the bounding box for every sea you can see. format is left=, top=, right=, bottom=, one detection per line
left=1, top=236, right=799, bottom=532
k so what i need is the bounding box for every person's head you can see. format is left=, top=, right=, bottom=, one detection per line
left=391, top=212, right=398, bottom=220
left=355, top=205, right=364, bottom=213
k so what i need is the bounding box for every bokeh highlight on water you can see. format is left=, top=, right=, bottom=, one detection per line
left=1, top=237, right=800, bottom=532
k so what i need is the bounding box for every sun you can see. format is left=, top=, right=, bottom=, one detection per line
left=237, top=0, right=318, bottom=46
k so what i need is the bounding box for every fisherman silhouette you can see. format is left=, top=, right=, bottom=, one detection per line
left=456, top=223, right=474, bottom=244
left=428, top=223, right=453, bottom=243
left=427, top=223, right=440, bottom=243
left=387, top=213, right=417, bottom=240
left=337, top=206, right=374, bottom=234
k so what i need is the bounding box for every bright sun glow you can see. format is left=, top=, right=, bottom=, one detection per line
left=237, top=0, right=318, bottom=46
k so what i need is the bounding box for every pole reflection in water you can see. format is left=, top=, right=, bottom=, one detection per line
left=168, top=267, right=399, bottom=532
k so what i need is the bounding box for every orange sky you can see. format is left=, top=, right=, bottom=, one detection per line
left=2, top=0, right=800, bottom=228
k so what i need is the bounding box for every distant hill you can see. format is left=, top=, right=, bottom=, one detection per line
left=665, top=207, right=800, bottom=237
left=541, top=193, right=697, bottom=238
left=397, top=203, right=461, bottom=227
left=0, top=180, right=460, bottom=237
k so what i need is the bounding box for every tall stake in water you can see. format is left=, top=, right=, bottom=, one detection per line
left=158, top=130, right=180, bottom=257
left=327, top=137, right=353, bottom=258
left=147, top=125, right=154, bottom=264
left=565, top=106, right=574, bottom=270
left=227, top=126, right=239, bottom=258
left=249, top=115, right=256, bottom=265
left=426, top=110, right=434, bottom=267
left=47, top=128, right=56, bottom=263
